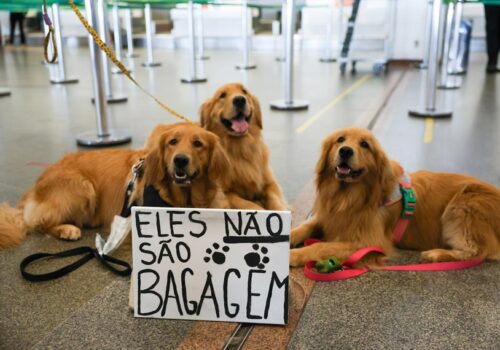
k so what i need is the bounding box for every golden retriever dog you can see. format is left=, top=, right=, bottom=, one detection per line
left=290, top=127, right=500, bottom=267
left=0, top=123, right=229, bottom=249
left=199, top=83, right=287, bottom=211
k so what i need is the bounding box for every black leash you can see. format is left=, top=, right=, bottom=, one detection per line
left=20, top=246, right=131, bottom=282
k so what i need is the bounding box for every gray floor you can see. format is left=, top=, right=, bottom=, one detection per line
left=0, top=46, right=499, bottom=349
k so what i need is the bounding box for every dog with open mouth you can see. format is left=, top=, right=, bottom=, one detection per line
left=0, top=123, right=229, bottom=249
left=289, top=127, right=500, bottom=267
left=199, top=83, right=288, bottom=211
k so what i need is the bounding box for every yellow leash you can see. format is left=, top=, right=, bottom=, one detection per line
left=43, top=0, right=58, bottom=63
left=67, top=0, right=193, bottom=123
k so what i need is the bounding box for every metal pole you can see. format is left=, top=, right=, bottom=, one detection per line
left=111, top=4, right=131, bottom=73
left=51, top=4, right=79, bottom=84
left=276, top=2, right=286, bottom=62
left=236, top=0, right=256, bottom=69
left=78, top=0, right=131, bottom=146
left=196, top=4, right=209, bottom=60
left=181, top=0, right=206, bottom=83
left=270, top=0, right=308, bottom=110
left=337, top=0, right=344, bottom=57
left=448, top=0, right=463, bottom=74
left=142, top=4, right=161, bottom=66
left=125, top=9, right=138, bottom=58
left=438, top=3, right=459, bottom=89
left=420, top=0, right=433, bottom=69
left=0, top=88, right=11, bottom=97
left=94, top=0, right=127, bottom=103
left=409, top=0, right=452, bottom=119
left=319, top=0, right=336, bottom=62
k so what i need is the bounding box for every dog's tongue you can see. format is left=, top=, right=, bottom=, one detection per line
left=231, top=119, right=249, bottom=133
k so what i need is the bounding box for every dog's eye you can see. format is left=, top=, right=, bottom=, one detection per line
left=219, top=92, right=226, bottom=99
left=360, top=141, right=370, bottom=149
left=169, top=139, right=177, bottom=146
left=242, top=89, right=248, bottom=94
left=337, top=136, right=345, bottom=143
left=193, top=140, right=203, bottom=148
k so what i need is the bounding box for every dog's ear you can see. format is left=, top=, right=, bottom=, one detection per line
left=199, top=98, right=214, bottom=128
left=249, top=93, right=263, bottom=129
left=208, top=134, right=230, bottom=184
left=374, top=144, right=398, bottom=195
left=315, top=137, right=335, bottom=186
left=143, top=133, right=168, bottom=185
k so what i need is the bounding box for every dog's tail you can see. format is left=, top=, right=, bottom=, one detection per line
left=0, top=203, right=27, bottom=249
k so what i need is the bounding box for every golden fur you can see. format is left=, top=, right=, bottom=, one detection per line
left=199, top=83, right=287, bottom=211
left=0, top=123, right=229, bottom=249
left=290, top=127, right=500, bottom=267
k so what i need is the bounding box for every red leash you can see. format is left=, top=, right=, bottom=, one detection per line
left=303, top=239, right=484, bottom=282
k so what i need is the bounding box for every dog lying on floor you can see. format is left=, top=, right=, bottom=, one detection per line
left=0, top=123, right=229, bottom=249
left=290, top=127, right=500, bottom=267
left=199, top=83, right=288, bottom=211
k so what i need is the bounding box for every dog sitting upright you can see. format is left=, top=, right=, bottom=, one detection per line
left=0, top=123, right=229, bottom=249
left=199, top=83, right=288, bottom=211
left=290, top=127, right=500, bottom=267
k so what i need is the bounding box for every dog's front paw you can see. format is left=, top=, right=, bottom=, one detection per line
left=289, top=249, right=305, bottom=267
left=56, top=225, right=82, bottom=241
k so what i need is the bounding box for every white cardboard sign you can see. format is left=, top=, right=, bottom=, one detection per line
left=131, top=207, right=291, bottom=325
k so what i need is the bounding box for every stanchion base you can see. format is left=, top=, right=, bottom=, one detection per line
left=91, top=95, right=128, bottom=104
left=197, top=56, right=210, bottom=60
left=126, top=53, right=139, bottom=58
left=142, top=62, right=161, bottom=67
left=270, top=99, right=309, bottom=111
left=76, top=129, right=132, bottom=147
left=181, top=77, right=207, bottom=84
left=50, top=78, right=79, bottom=84
left=0, top=88, right=11, bottom=97
left=112, top=67, right=132, bottom=74
left=320, top=57, right=337, bottom=63
left=408, top=108, right=452, bottom=119
left=235, top=64, right=257, bottom=70
left=419, top=63, right=428, bottom=70
left=437, top=83, right=460, bottom=90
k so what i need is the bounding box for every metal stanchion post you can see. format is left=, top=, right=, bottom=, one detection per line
left=448, top=0, right=464, bottom=75
left=0, top=88, right=11, bottom=97
left=78, top=0, right=131, bottom=147
left=181, top=0, right=207, bottom=83
left=319, top=0, right=336, bottom=62
left=94, top=0, right=127, bottom=103
left=125, top=9, right=138, bottom=58
left=236, top=0, right=256, bottom=69
left=419, top=0, right=433, bottom=69
left=196, top=4, right=209, bottom=60
left=337, top=0, right=344, bottom=57
left=50, top=4, right=79, bottom=84
left=409, top=0, right=452, bottom=119
left=112, top=4, right=131, bottom=74
left=270, top=0, right=309, bottom=111
left=142, top=4, right=161, bottom=67
left=276, top=2, right=286, bottom=62
left=438, top=2, right=459, bottom=89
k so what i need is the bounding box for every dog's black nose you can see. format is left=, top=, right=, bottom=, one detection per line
left=339, top=146, right=354, bottom=159
left=233, top=96, right=246, bottom=109
left=174, top=155, right=189, bottom=168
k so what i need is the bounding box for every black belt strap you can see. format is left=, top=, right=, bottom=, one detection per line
left=20, top=246, right=131, bottom=282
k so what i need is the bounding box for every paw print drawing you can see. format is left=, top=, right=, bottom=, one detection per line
left=204, top=243, right=230, bottom=265
left=244, top=244, right=270, bottom=269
